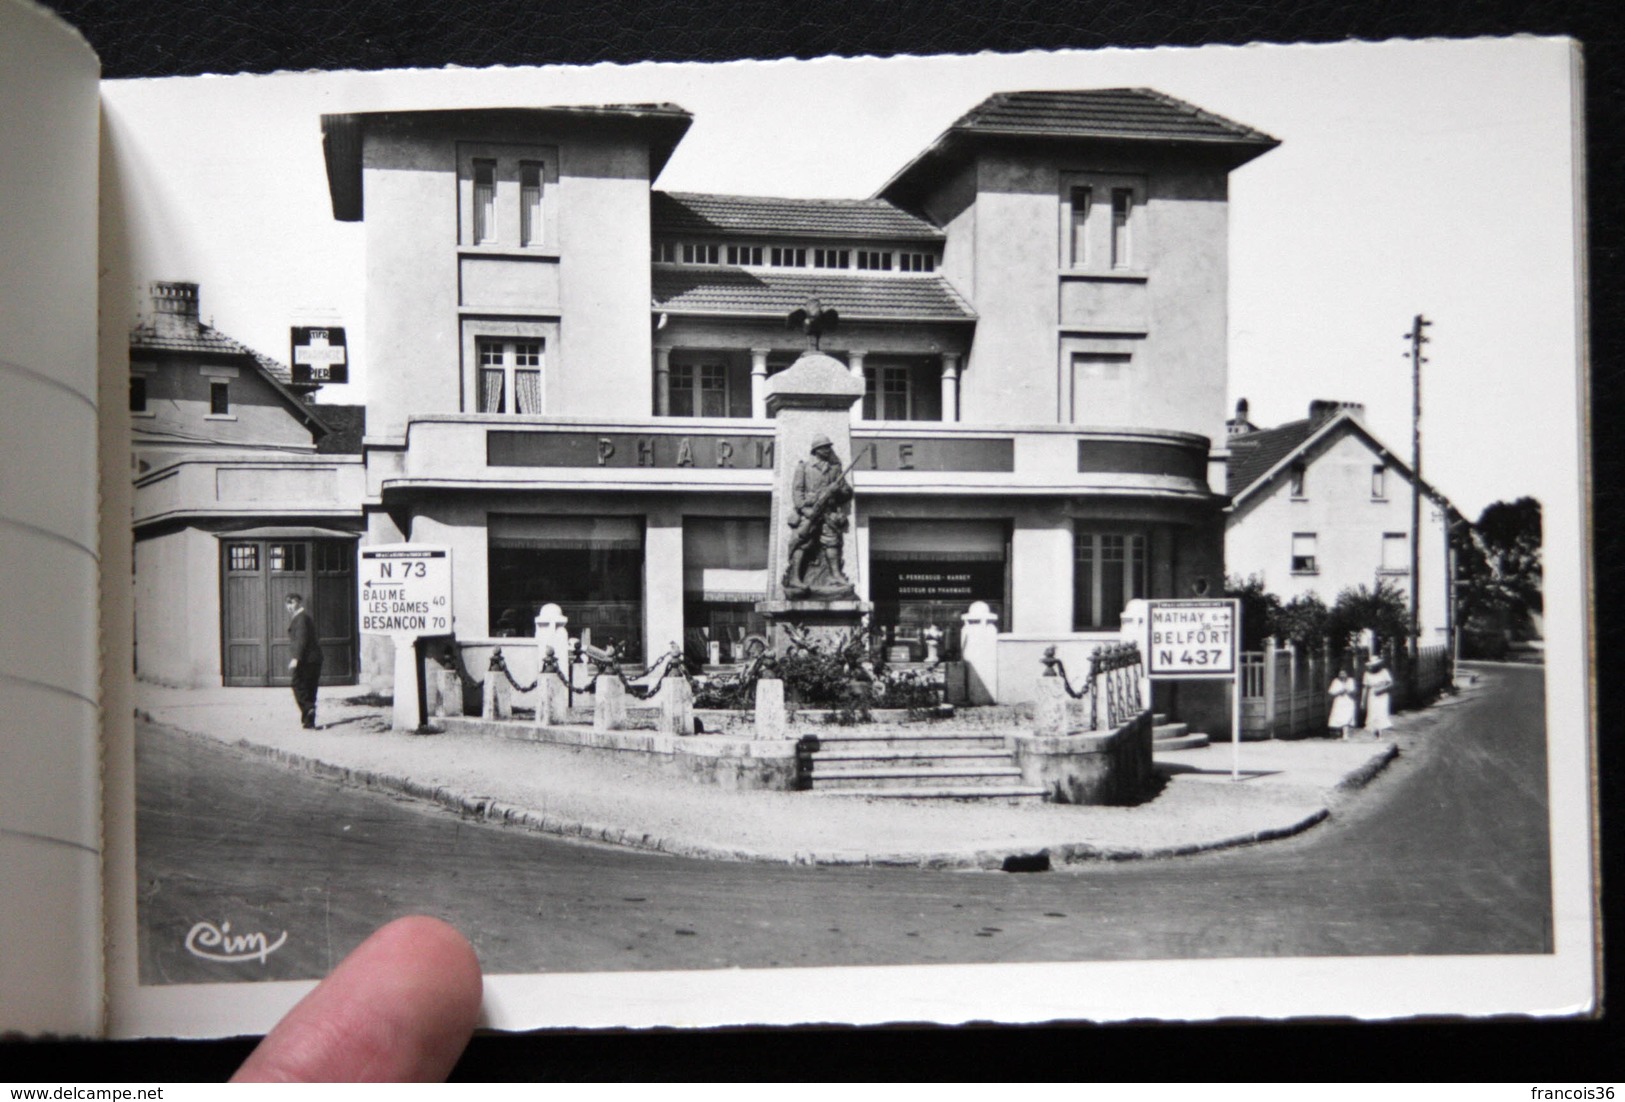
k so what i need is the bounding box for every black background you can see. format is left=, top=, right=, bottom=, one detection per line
left=13, top=0, right=1624, bottom=1083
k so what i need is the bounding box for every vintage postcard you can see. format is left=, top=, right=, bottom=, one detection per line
left=95, top=36, right=1594, bottom=1035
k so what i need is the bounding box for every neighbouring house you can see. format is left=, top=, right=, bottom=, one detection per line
left=129, top=281, right=365, bottom=688
left=1225, top=398, right=1460, bottom=645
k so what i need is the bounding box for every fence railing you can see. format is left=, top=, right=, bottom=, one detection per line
left=1239, top=638, right=1453, bottom=739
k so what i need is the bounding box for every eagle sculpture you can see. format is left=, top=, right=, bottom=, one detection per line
left=786, top=298, right=840, bottom=350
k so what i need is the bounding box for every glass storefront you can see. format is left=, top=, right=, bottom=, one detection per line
left=868, top=519, right=1007, bottom=661
left=487, top=514, right=644, bottom=659
left=682, top=517, right=769, bottom=664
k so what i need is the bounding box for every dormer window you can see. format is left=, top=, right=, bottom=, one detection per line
left=682, top=243, right=720, bottom=264
left=898, top=252, right=935, bottom=272
left=770, top=246, right=807, bottom=268
left=726, top=244, right=763, bottom=266
left=856, top=250, right=892, bottom=271
left=813, top=248, right=849, bottom=269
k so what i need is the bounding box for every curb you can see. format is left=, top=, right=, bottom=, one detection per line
left=144, top=712, right=1344, bottom=870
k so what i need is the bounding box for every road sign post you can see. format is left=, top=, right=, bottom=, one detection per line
left=359, top=544, right=453, bottom=731
left=1143, top=598, right=1243, bottom=781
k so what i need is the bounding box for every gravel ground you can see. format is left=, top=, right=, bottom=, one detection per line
left=135, top=684, right=1392, bottom=866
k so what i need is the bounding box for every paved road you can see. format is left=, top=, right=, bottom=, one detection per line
left=135, top=663, right=1550, bottom=985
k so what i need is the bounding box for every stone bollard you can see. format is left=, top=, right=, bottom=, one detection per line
left=427, top=666, right=463, bottom=718
left=1032, top=675, right=1070, bottom=736
left=536, top=667, right=568, bottom=726
left=754, top=677, right=787, bottom=740
left=659, top=673, right=694, bottom=736
left=593, top=673, right=628, bottom=731
left=483, top=671, right=512, bottom=720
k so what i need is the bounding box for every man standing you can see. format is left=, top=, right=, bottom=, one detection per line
left=286, top=593, right=324, bottom=728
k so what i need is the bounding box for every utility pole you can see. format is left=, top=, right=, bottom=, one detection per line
left=1404, top=314, right=1431, bottom=682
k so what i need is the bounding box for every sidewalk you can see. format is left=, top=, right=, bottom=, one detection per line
left=134, top=682, right=1422, bottom=869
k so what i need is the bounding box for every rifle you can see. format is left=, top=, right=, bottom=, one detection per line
left=786, top=444, right=873, bottom=528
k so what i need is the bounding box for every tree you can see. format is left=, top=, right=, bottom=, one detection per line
left=1225, top=574, right=1281, bottom=651
left=1272, top=592, right=1330, bottom=646
left=1458, top=496, right=1543, bottom=631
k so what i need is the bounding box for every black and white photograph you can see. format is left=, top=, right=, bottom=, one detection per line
left=80, top=35, right=1593, bottom=1035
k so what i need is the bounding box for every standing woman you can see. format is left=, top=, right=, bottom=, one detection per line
left=1362, top=656, right=1394, bottom=736
left=1327, top=667, right=1357, bottom=739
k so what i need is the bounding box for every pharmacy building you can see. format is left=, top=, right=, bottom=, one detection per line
left=130, top=88, right=1278, bottom=700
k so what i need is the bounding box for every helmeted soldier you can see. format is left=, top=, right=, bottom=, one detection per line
left=782, top=433, right=856, bottom=598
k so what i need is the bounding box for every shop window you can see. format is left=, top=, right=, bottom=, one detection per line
left=1381, top=532, right=1409, bottom=574
left=1073, top=530, right=1147, bottom=630
left=476, top=339, right=544, bottom=414
left=1291, top=533, right=1318, bottom=574
left=870, top=519, right=1008, bottom=661
left=487, top=515, right=644, bottom=659
left=683, top=517, right=770, bottom=664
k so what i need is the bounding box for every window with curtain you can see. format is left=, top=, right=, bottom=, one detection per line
left=471, top=159, right=496, bottom=244
left=476, top=339, right=544, bottom=414
left=519, top=161, right=544, bottom=246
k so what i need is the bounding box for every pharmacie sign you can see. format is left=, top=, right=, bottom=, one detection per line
left=358, top=545, right=451, bottom=636
left=1145, top=599, right=1238, bottom=678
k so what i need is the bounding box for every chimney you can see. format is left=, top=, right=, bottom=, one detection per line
left=1226, top=397, right=1256, bottom=437
left=149, top=281, right=200, bottom=337
left=1308, top=398, right=1364, bottom=425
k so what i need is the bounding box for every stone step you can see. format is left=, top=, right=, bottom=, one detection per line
left=814, top=784, right=1048, bottom=803
left=1152, top=721, right=1189, bottom=741
left=807, top=731, right=1010, bottom=752
left=815, top=748, right=1013, bottom=768
left=1154, top=731, right=1211, bottom=751
left=811, top=765, right=1026, bottom=790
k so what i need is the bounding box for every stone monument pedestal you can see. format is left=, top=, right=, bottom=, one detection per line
left=756, top=599, right=871, bottom=657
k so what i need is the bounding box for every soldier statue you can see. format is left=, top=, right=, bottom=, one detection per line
left=782, top=434, right=857, bottom=600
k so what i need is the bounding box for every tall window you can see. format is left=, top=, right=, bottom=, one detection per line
left=1289, top=463, right=1307, bottom=498
left=1291, top=533, right=1318, bottom=574
left=1372, top=464, right=1388, bottom=499
left=471, top=159, right=496, bottom=244
left=1110, top=188, right=1134, bottom=268
left=865, top=365, right=910, bottom=420
left=1069, top=185, right=1092, bottom=266
left=129, top=375, right=147, bottom=413
left=209, top=381, right=230, bottom=416
left=1074, top=530, right=1147, bottom=630
left=668, top=362, right=728, bottom=417
left=1381, top=532, right=1409, bottom=573
left=1062, top=174, right=1144, bottom=270
left=519, top=161, right=544, bottom=246
left=477, top=339, right=544, bottom=414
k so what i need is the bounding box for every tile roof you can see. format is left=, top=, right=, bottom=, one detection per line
left=1226, top=418, right=1316, bottom=497
left=653, top=191, right=943, bottom=242
left=130, top=321, right=297, bottom=386
left=652, top=268, right=975, bottom=322
left=950, top=88, right=1279, bottom=146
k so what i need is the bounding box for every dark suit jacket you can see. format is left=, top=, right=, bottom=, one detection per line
left=288, top=608, right=324, bottom=666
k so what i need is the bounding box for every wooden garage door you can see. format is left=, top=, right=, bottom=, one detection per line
left=221, top=537, right=357, bottom=686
